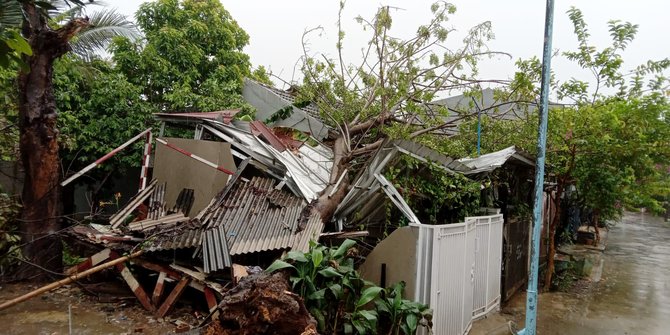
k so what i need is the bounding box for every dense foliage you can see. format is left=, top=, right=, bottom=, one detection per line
left=55, top=57, right=155, bottom=175
left=0, top=192, right=20, bottom=274
left=267, top=240, right=432, bottom=335
left=0, top=0, right=31, bottom=67
left=112, top=0, right=252, bottom=114
left=385, top=156, right=481, bottom=225
left=0, top=64, right=18, bottom=161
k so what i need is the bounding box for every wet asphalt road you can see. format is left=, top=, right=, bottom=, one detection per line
left=576, top=212, right=670, bottom=335
left=505, top=212, right=670, bottom=335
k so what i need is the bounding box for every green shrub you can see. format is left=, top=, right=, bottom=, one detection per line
left=0, top=193, right=21, bottom=274
left=267, top=240, right=432, bottom=334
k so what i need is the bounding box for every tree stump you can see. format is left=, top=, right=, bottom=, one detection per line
left=204, top=271, right=317, bottom=335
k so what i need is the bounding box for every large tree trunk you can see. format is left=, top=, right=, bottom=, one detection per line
left=314, top=136, right=350, bottom=223
left=16, top=6, right=89, bottom=281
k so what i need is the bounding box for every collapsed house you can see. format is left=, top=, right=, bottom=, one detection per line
left=61, top=110, right=332, bottom=322
left=50, top=83, right=549, bottom=335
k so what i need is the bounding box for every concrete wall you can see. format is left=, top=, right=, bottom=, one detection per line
left=359, top=226, right=418, bottom=299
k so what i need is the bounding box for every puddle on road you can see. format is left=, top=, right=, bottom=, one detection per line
left=501, top=212, right=670, bottom=335
left=0, top=285, right=180, bottom=335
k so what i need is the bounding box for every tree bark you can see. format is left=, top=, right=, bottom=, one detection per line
left=16, top=6, right=89, bottom=281
left=314, top=136, right=351, bottom=224
left=543, top=180, right=563, bottom=291
left=205, top=272, right=317, bottom=335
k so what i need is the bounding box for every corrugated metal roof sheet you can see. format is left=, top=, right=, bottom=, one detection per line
left=458, top=146, right=535, bottom=174
left=254, top=81, right=321, bottom=119
left=243, top=79, right=329, bottom=140
left=142, top=176, right=323, bottom=273
left=203, top=120, right=333, bottom=202
left=204, top=177, right=322, bottom=253
left=145, top=226, right=203, bottom=252
left=335, top=139, right=472, bottom=223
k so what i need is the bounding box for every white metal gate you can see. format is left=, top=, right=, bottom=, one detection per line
left=414, top=213, right=504, bottom=335
left=416, top=219, right=476, bottom=335
left=471, top=214, right=504, bottom=320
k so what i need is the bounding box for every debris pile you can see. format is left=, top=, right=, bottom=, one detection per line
left=48, top=112, right=333, bottom=329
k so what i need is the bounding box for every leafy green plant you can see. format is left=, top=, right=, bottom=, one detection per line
left=385, top=155, right=481, bottom=225
left=62, top=241, right=86, bottom=267
left=0, top=192, right=21, bottom=274
left=266, top=240, right=432, bottom=334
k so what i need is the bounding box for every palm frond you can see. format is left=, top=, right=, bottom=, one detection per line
left=0, top=0, right=23, bottom=28
left=70, top=8, right=140, bottom=59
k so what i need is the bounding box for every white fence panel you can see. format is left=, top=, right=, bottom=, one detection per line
left=414, top=213, right=503, bottom=335
left=471, top=214, right=504, bottom=320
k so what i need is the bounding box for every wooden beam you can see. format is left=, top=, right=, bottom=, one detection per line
left=132, top=258, right=182, bottom=280
left=203, top=287, right=219, bottom=319
left=152, top=272, right=167, bottom=305
left=117, top=263, right=155, bottom=312
left=65, top=248, right=112, bottom=275
left=0, top=251, right=143, bottom=311
left=157, top=277, right=191, bottom=318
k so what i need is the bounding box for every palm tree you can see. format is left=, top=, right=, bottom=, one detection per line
left=16, top=0, right=139, bottom=281
left=0, top=0, right=30, bottom=67
left=50, top=1, right=140, bottom=59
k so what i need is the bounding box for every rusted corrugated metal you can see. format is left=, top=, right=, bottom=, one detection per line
left=146, top=175, right=324, bottom=272
left=145, top=227, right=203, bottom=252
left=201, top=176, right=323, bottom=272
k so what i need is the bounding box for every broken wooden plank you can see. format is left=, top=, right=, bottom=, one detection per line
left=170, top=264, right=207, bottom=282
left=152, top=272, right=167, bottom=306
left=319, top=231, right=370, bottom=239
left=65, top=248, right=112, bottom=275
left=132, top=258, right=183, bottom=280
left=169, top=263, right=226, bottom=294
left=117, top=262, right=155, bottom=312
left=204, top=287, right=219, bottom=319
left=157, top=277, right=191, bottom=318
left=110, top=180, right=158, bottom=228
left=232, top=264, right=248, bottom=285
left=128, top=213, right=186, bottom=231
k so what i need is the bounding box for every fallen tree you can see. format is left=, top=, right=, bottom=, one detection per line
left=291, top=2, right=507, bottom=224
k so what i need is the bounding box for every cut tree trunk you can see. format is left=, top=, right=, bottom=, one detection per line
left=205, top=271, right=317, bottom=335
left=16, top=6, right=90, bottom=281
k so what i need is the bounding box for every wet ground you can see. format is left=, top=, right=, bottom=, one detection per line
left=0, top=283, right=198, bottom=334
left=473, top=211, right=670, bottom=335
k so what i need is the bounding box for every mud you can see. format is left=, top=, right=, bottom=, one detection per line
left=0, top=283, right=198, bottom=334
left=476, top=212, right=670, bottom=335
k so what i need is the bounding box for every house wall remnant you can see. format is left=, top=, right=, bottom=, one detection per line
left=153, top=138, right=235, bottom=215
left=358, top=226, right=418, bottom=299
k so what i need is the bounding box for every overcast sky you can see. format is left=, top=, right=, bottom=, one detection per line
left=110, top=0, right=669, bottom=91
